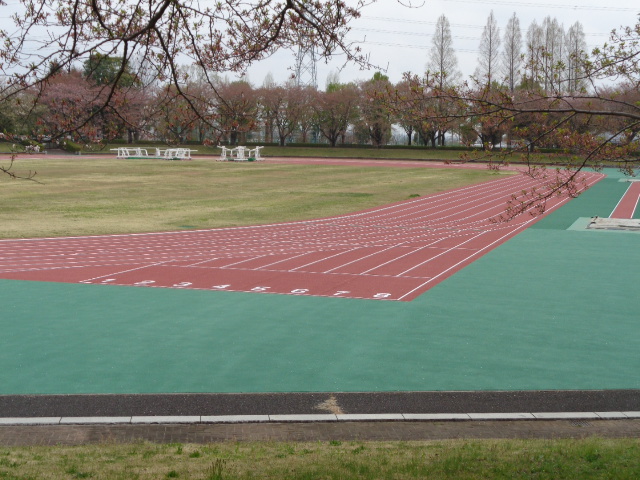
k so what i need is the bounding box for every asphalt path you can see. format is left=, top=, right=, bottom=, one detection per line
left=1, top=390, right=639, bottom=417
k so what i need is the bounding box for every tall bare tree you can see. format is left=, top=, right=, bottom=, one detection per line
left=427, top=14, right=461, bottom=89
left=541, top=16, right=565, bottom=93
left=564, top=22, right=588, bottom=94
left=501, top=13, right=522, bottom=92
left=524, top=20, right=544, bottom=89
left=476, top=11, right=501, bottom=87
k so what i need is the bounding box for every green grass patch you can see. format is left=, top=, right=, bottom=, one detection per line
left=0, top=157, right=505, bottom=238
left=0, top=140, right=583, bottom=163
left=0, top=438, right=638, bottom=479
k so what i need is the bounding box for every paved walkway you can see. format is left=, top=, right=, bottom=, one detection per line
left=2, top=419, right=639, bottom=446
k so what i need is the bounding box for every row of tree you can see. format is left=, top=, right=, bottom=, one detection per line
left=437, top=11, right=590, bottom=94
left=0, top=0, right=638, bottom=215
left=1, top=53, right=637, bottom=155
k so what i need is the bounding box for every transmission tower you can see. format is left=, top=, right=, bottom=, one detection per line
left=294, top=40, right=318, bottom=89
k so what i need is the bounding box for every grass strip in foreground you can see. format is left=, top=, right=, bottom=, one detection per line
left=1, top=438, right=640, bottom=479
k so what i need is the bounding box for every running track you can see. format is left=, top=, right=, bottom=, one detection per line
left=0, top=168, right=603, bottom=301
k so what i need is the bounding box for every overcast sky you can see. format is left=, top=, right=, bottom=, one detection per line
left=246, top=0, right=640, bottom=87
left=1, top=0, right=638, bottom=88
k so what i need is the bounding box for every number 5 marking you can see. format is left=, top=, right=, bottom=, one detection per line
left=251, top=286, right=271, bottom=292
left=373, top=293, right=391, bottom=299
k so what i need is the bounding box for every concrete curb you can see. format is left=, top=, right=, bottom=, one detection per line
left=1, top=412, right=639, bottom=426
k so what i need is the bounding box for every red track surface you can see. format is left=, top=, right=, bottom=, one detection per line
left=610, top=181, right=640, bottom=219
left=0, top=168, right=603, bottom=301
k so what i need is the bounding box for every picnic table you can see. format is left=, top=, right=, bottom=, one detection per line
left=217, top=145, right=264, bottom=162
left=111, top=147, right=149, bottom=158
left=155, top=148, right=197, bottom=160
left=111, top=147, right=197, bottom=160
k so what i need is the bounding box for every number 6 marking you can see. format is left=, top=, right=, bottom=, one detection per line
left=173, top=282, right=192, bottom=288
left=134, top=280, right=156, bottom=286
left=291, top=288, right=309, bottom=294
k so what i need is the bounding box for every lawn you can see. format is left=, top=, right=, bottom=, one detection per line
left=1, top=438, right=639, bottom=479
left=0, top=141, right=581, bottom=164
left=0, top=157, right=504, bottom=238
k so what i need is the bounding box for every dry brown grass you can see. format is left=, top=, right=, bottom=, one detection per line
left=0, top=157, right=504, bottom=239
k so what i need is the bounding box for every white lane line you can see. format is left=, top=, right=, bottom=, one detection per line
left=256, top=251, right=316, bottom=269
left=185, top=258, right=220, bottom=267
left=322, top=242, right=411, bottom=274
left=218, top=255, right=269, bottom=268
left=358, top=239, right=445, bottom=275
left=288, top=247, right=361, bottom=271
left=79, top=261, right=173, bottom=283
left=396, top=231, right=488, bottom=277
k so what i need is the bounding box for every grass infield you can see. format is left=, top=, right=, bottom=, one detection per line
left=0, top=157, right=503, bottom=239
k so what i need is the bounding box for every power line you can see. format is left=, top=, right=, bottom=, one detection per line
left=439, top=0, right=637, bottom=11
left=360, top=16, right=621, bottom=37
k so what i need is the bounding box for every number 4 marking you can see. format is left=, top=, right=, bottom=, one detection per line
left=212, top=284, right=231, bottom=289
